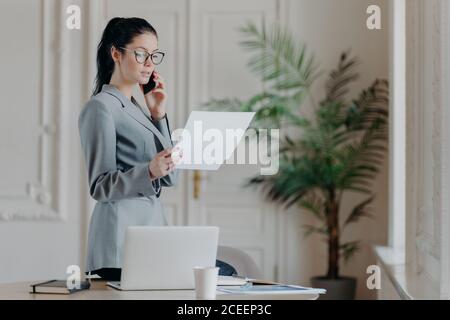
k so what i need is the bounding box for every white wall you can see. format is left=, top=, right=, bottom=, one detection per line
left=278, top=0, right=389, bottom=299
left=0, top=0, right=88, bottom=283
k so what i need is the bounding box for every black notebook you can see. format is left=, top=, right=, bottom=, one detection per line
left=29, top=280, right=91, bottom=294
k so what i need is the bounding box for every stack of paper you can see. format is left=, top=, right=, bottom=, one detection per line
left=217, top=275, right=280, bottom=286
left=217, top=276, right=248, bottom=286
left=217, top=284, right=326, bottom=295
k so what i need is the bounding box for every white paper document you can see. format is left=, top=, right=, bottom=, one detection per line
left=217, top=284, right=326, bottom=295
left=171, top=111, right=256, bottom=170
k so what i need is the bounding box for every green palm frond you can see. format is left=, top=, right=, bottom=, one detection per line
left=246, top=162, right=311, bottom=209
left=345, top=79, right=389, bottom=131
left=200, top=98, right=244, bottom=112
left=340, top=241, right=362, bottom=263
left=322, top=51, right=360, bottom=105
left=250, top=94, right=310, bottom=129
left=298, top=191, right=326, bottom=222
left=338, top=103, right=388, bottom=193
left=303, top=224, right=328, bottom=238
left=343, top=195, right=374, bottom=227
left=238, top=20, right=316, bottom=93
left=202, top=93, right=309, bottom=130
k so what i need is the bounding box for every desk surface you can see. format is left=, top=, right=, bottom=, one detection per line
left=0, top=280, right=318, bottom=300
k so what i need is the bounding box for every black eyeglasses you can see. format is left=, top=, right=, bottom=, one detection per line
left=119, top=47, right=165, bottom=65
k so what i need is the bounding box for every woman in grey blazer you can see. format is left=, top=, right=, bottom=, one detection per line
left=78, top=17, right=181, bottom=281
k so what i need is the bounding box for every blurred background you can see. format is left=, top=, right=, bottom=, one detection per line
left=0, top=0, right=449, bottom=300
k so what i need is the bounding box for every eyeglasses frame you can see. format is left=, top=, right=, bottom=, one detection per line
left=118, top=46, right=165, bottom=65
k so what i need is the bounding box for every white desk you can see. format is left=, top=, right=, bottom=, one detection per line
left=0, top=280, right=318, bottom=300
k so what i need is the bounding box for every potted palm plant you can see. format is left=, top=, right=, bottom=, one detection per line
left=203, top=21, right=389, bottom=300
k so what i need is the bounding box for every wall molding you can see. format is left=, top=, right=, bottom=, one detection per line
left=405, top=0, right=450, bottom=299
left=437, top=0, right=450, bottom=299
left=0, top=0, right=71, bottom=222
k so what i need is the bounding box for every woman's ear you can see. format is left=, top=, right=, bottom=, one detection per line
left=110, top=46, right=121, bottom=63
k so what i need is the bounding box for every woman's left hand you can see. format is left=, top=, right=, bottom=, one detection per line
left=140, top=70, right=167, bottom=121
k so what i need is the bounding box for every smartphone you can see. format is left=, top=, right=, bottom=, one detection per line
left=142, top=70, right=157, bottom=94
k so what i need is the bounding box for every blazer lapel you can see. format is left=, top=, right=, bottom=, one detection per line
left=101, top=84, right=171, bottom=149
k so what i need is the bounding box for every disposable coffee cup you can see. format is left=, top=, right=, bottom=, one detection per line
left=193, top=266, right=219, bottom=299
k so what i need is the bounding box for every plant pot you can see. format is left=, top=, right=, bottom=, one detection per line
left=310, top=276, right=357, bottom=300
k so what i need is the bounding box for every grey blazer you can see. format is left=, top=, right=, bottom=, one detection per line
left=78, top=84, right=178, bottom=272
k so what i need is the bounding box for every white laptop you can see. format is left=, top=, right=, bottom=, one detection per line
left=107, top=226, right=219, bottom=291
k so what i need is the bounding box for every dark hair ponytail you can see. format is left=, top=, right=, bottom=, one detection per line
left=93, top=17, right=158, bottom=95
